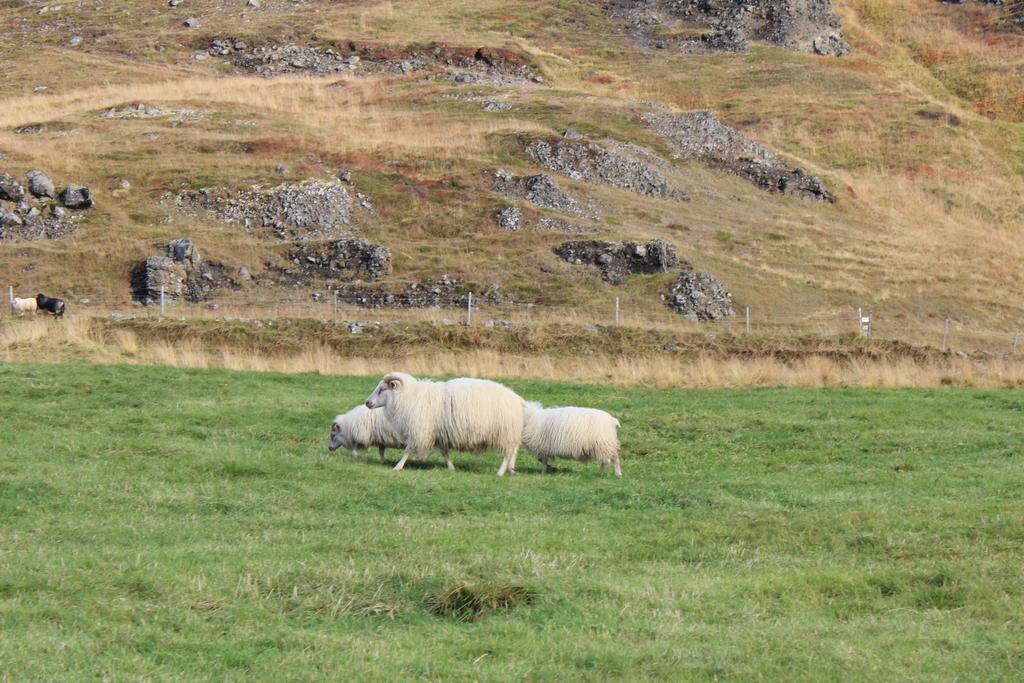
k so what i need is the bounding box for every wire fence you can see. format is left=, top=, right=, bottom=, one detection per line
left=5, top=284, right=1023, bottom=356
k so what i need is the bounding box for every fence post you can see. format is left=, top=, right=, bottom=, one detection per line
left=159, top=286, right=165, bottom=320
left=614, top=296, right=620, bottom=326
left=8, top=285, right=12, bottom=315
left=943, top=318, right=950, bottom=351
left=466, top=292, right=473, bottom=326
left=332, top=290, right=338, bottom=327
left=744, top=305, right=750, bottom=334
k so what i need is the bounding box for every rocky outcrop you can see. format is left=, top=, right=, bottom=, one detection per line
left=665, top=270, right=734, bottom=321
left=491, top=170, right=590, bottom=216
left=609, top=0, right=850, bottom=56
left=554, top=239, right=682, bottom=284
left=102, top=103, right=204, bottom=122
left=334, top=275, right=507, bottom=308
left=525, top=138, right=689, bottom=201
left=495, top=206, right=523, bottom=230
left=0, top=169, right=92, bottom=241
left=284, top=238, right=393, bottom=282
left=644, top=111, right=834, bottom=201
left=207, top=39, right=539, bottom=82
left=131, top=238, right=235, bottom=305
left=170, top=180, right=356, bottom=240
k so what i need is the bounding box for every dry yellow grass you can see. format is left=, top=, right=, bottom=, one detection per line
left=3, top=316, right=1022, bottom=388
left=0, top=75, right=550, bottom=165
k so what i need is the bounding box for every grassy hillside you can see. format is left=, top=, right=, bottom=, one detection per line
left=0, top=0, right=1022, bottom=337
left=1, top=361, right=1022, bottom=679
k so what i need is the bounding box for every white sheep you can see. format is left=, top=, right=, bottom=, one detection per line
left=11, top=297, right=37, bottom=315
left=522, top=402, right=622, bottom=476
left=364, top=371, right=525, bottom=475
left=328, top=404, right=405, bottom=462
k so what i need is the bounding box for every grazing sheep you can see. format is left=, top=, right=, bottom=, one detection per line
left=364, top=371, right=525, bottom=475
left=11, top=297, right=37, bottom=315
left=328, top=404, right=405, bottom=462
left=35, top=293, right=65, bottom=317
left=522, top=402, right=622, bottom=476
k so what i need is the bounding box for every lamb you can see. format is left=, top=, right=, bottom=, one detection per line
left=11, top=297, right=37, bottom=315
left=364, top=371, right=525, bottom=475
left=522, top=402, right=622, bottom=476
left=328, top=404, right=405, bottom=461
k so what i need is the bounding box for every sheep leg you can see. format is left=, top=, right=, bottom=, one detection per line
left=393, top=446, right=413, bottom=471
left=613, top=456, right=622, bottom=477
left=496, top=447, right=518, bottom=476
left=378, top=445, right=386, bottom=463
left=442, top=447, right=455, bottom=471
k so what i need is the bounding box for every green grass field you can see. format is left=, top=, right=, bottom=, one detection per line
left=1, top=362, right=1022, bottom=680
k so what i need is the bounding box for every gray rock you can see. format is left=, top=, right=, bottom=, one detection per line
left=132, top=238, right=232, bottom=305
left=525, top=138, right=689, bottom=201
left=184, top=17, right=199, bottom=28
left=495, top=205, right=522, bottom=231
left=337, top=169, right=351, bottom=183
left=274, top=164, right=287, bottom=173
left=27, top=170, right=56, bottom=199
left=666, top=270, right=734, bottom=321
left=618, top=0, right=850, bottom=57
left=643, top=110, right=834, bottom=201
left=174, top=180, right=354, bottom=240
left=0, top=173, right=25, bottom=201
left=69, top=35, right=82, bottom=47
left=247, top=0, right=261, bottom=7
left=238, top=265, right=252, bottom=280
left=59, top=184, right=93, bottom=209
left=1, top=213, right=23, bottom=228
left=169, top=0, right=180, bottom=6
left=332, top=276, right=507, bottom=309
left=554, top=239, right=681, bottom=284
left=283, top=238, right=392, bottom=282
left=563, top=126, right=582, bottom=139
left=492, top=171, right=588, bottom=216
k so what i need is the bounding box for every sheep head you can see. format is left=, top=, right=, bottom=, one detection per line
left=327, top=417, right=346, bottom=452
left=365, top=372, right=411, bottom=410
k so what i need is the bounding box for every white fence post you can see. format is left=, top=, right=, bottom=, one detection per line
left=466, top=292, right=473, bottom=326
left=159, top=286, right=165, bottom=319
left=943, top=318, right=950, bottom=351
left=614, top=296, right=620, bottom=326
left=332, top=290, right=338, bottom=327
left=745, top=305, right=750, bottom=334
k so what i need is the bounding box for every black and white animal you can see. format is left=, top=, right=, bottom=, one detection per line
left=35, top=293, right=66, bottom=317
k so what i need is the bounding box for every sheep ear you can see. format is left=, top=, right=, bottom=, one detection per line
left=331, top=422, right=340, bottom=433
left=388, top=378, right=401, bottom=389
